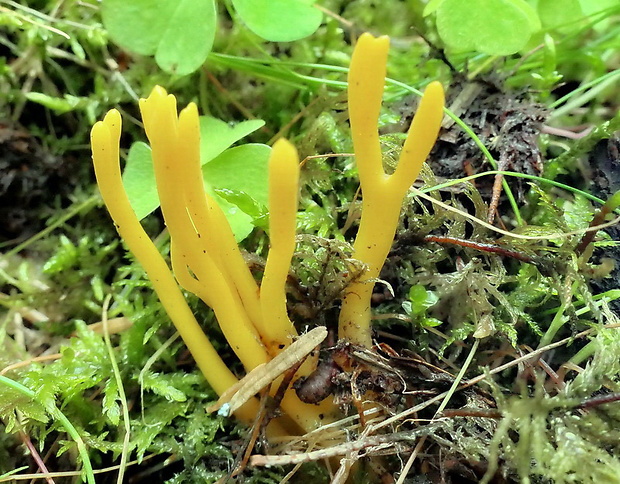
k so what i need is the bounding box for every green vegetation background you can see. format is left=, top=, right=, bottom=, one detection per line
left=0, top=0, right=619, bottom=482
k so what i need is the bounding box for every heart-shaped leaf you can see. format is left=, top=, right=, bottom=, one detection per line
left=203, top=144, right=271, bottom=241
left=122, top=142, right=158, bottom=221
left=538, top=0, right=583, bottom=30
left=202, top=144, right=270, bottom=207
left=122, top=117, right=267, bottom=241
left=423, top=0, right=445, bottom=16
left=436, top=0, right=538, bottom=55
left=101, top=0, right=216, bottom=75
left=200, top=117, right=265, bottom=164
left=232, top=0, right=322, bottom=42
left=101, top=0, right=175, bottom=55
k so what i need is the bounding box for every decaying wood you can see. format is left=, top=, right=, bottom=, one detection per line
left=207, top=326, right=328, bottom=416
left=250, top=424, right=443, bottom=466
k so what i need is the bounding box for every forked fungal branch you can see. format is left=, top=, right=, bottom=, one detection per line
left=90, top=32, right=443, bottom=433
left=91, top=93, right=331, bottom=432
left=338, top=33, right=445, bottom=347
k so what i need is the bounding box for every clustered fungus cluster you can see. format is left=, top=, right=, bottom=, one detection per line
left=90, top=33, right=444, bottom=432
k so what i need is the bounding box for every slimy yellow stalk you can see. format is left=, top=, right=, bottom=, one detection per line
left=90, top=31, right=443, bottom=436
left=91, top=89, right=335, bottom=433
left=139, top=88, right=269, bottom=371
left=259, top=139, right=300, bottom=352
left=90, top=110, right=261, bottom=424
left=338, top=33, right=445, bottom=347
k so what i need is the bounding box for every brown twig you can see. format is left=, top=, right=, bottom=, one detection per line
left=250, top=425, right=441, bottom=466
left=18, top=430, right=54, bottom=484
left=487, top=160, right=507, bottom=225
left=422, top=234, right=542, bottom=266
left=575, top=202, right=616, bottom=255
left=440, top=408, right=502, bottom=419
left=1, top=354, right=61, bottom=376
left=227, top=390, right=271, bottom=481
left=228, top=356, right=309, bottom=480
left=576, top=392, right=620, bottom=410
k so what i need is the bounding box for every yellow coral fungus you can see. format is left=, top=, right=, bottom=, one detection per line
left=338, top=33, right=445, bottom=347
left=90, top=110, right=261, bottom=424
left=139, top=88, right=268, bottom=371
left=90, top=31, right=444, bottom=437
left=259, top=138, right=301, bottom=352
left=91, top=88, right=334, bottom=433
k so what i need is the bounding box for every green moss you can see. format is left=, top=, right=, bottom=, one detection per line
left=2, top=0, right=619, bottom=480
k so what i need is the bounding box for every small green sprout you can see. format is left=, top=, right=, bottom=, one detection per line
left=402, top=284, right=442, bottom=328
